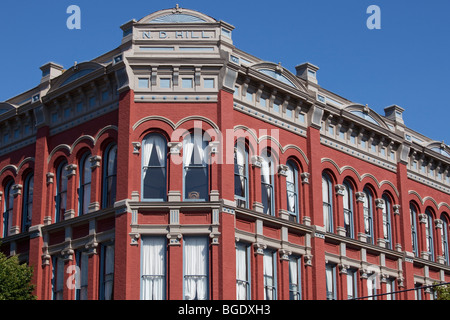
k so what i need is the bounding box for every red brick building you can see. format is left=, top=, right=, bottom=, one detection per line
left=1, top=6, right=449, bottom=300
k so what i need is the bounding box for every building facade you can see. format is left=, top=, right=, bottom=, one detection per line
left=1, top=6, right=449, bottom=300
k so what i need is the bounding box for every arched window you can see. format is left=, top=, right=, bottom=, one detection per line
left=234, top=142, right=249, bottom=208
left=22, top=174, right=34, bottom=232
left=440, top=214, right=449, bottom=265
left=55, top=160, right=68, bottom=223
left=286, top=160, right=299, bottom=222
left=425, top=209, right=435, bottom=261
left=102, top=144, right=117, bottom=208
left=363, top=187, right=374, bottom=244
left=79, top=153, right=92, bottom=215
left=142, top=133, right=167, bottom=201
left=183, top=132, right=208, bottom=201
left=343, top=180, right=354, bottom=238
left=261, top=150, right=275, bottom=216
left=2, top=180, right=14, bottom=237
left=410, top=203, right=419, bottom=257
left=322, top=173, right=333, bottom=233
left=382, top=194, right=393, bottom=249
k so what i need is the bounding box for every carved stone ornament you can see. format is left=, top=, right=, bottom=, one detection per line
left=393, top=204, right=401, bottom=215
left=253, top=242, right=267, bottom=255
left=355, top=192, right=366, bottom=203
left=375, top=198, right=385, bottom=210
left=278, top=164, right=289, bottom=177
left=335, top=184, right=345, bottom=196
left=168, top=142, right=182, bottom=155
left=301, top=172, right=310, bottom=185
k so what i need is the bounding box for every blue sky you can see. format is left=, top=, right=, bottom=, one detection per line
left=1, top=0, right=449, bottom=144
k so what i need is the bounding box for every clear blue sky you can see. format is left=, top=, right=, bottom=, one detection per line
left=1, top=0, right=449, bottom=144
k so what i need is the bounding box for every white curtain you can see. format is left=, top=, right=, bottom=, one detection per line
left=322, top=176, right=330, bottom=231
left=289, top=258, right=298, bottom=291
left=141, top=237, right=165, bottom=300
left=263, top=251, right=274, bottom=300
left=363, top=194, right=370, bottom=233
left=236, top=245, right=247, bottom=300
left=261, top=155, right=272, bottom=214
left=325, top=266, right=333, bottom=299
left=143, top=135, right=166, bottom=169
left=347, top=272, right=354, bottom=299
left=343, top=185, right=350, bottom=226
left=184, top=237, right=208, bottom=300
left=382, top=206, right=388, bottom=239
left=286, top=164, right=296, bottom=213
left=236, top=146, right=246, bottom=192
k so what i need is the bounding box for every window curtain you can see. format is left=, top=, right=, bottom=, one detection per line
left=325, top=265, right=333, bottom=299
left=343, top=185, right=350, bottom=226
left=184, top=133, right=205, bottom=167
left=261, top=154, right=272, bottom=214
left=322, top=176, right=331, bottom=231
left=236, top=245, right=247, bottom=300
left=263, top=251, right=274, bottom=300
left=235, top=146, right=246, bottom=193
left=141, top=237, right=166, bottom=300
left=184, top=237, right=208, bottom=300
left=55, top=257, right=64, bottom=300
left=382, top=199, right=389, bottom=240
left=286, top=164, right=296, bottom=213
left=289, top=258, right=298, bottom=299
left=347, top=271, right=354, bottom=299
left=363, top=194, right=370, bottom=234
left=143, top=135, right=166, bottom=170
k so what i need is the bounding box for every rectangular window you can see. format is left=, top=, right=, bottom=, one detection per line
left=204, top=78, right=215, bottom=89
left=289, top=256, right=301, bottom=300
left=246, top=91, right=253, bottom=102
left=381, top=148, right=386, bottom=157
left=286, top=106, right=294, bottom=118
left=160, top=78, right=171, bottom=88
left=361, top=139, right=367, bottom=149
left=236, top=243, right=250, bottom=300
left=64, top=107, right=71, bottom=119
left=350, top=134, right=356, bottom=144
left=367, top=274, right=377, bottom=300
left=141, top=237, right=166, bottom=300
left=273, top=103, right=280, bottom=113
left=386, top=278, right=396, bottom=300
left=51, top=113, right=58, bottom=123
left=75, top=251, right=89, bottom=300
left=101, top=91, right=109, bottom=101
left=298, top=113, right=305, bottom=123
left=99, top=244, right=114, bottom=300
left=182, top=78, right=193, bottom=89
left=184, top=237, right=209, bottom=300
left=325, top=264, right=336, bottom=300
left=263, top=250, right=277, bottom=300
left=234, top=86, right=239, bottom=98
left=52, top=256, right=65, bottom=300
left=328, top=126, right=334, bottom=136
left=347, top=269, right=358, bottom=300
left=139, top=78, right=149, bottom=88
left=339, top=130, right=345, bottom=140
left=371, top=143, right=377, bottom=153
left=89, top=97, right=96, bottom=108
left=76, top=102, right=83, bottom=113
left=260, top=98, right=267, bottom=108
left=391, top=151, right=395, bottom=161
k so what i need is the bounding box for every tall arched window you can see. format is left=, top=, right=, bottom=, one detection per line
left=2, top=180, right=14, bottom=237
left=142, top=133, right=167, bottom=201
left=234, top=142, right=249, bottom=208
left=343, top=180, right=354, bottom=238
left=286, top=160, right=299, bottom=222
left=363, top=187, right=374, bottom=244
left=322, top=173, right=333, bottom=233
left=261, top=150, right=275, bottom=216
left=22, top=174, right=34, bottom=232
left=55, top=160, right=68, bottom=223
left=382, top=194, right=393, bottom=249
left=441, top=214, right=449, bottom=265
left=102, top=144, right=117, bottom=208
left=425, top=209, right=435, bottom=261
left=183, top=132, right=208, bottom=201
left=410, top=203, right=419, bottom=257
left=79, top=153, right=92, bottom=215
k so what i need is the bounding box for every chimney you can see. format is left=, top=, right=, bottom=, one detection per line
left=40, top=62, right=64, bottom=83
left=296, top=62, right=319, bottom=84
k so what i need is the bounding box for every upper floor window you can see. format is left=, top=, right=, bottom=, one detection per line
left=22, top=174, right=34, bottom=232
left=347, top=268, right=358, bottom=300
left=52, top=256, right=65, bottom=300
left=441, top=214, right=449, bottom=265
left=325, top=263, right=337, bottom=300
left=184, top=236, right=209, bottom=300
left=55, top=161, right=68, bottom=223
left=286, top=161, right=299, bottom=222
left=263, top=249, right=277, bottom=300
left=382, top=194, right=393, bottom=249
left=424, top=209, right=435, bottom=261
left=99, top=243, right=114, bottom=300
left=322, top=173, right=333, bottom=233
left=289, top=256, right=302, bottom=300
left=141, top=236, right=167, bottom=300
left=2, top=180, right=14, bottom=237
left=79, top=153, right=92, bottom=215
left=234, top=142, right=249, bottom=209
left=363, top=187, right=374, bottom=244
left=236, top=242, right=251, bottom=300
left=261, top=151, right=275, bottom=216
left=410, top=203, right=419, bottom=257
left=102, top=144, right=117, bottom=208
left=183, top=132, right=208, bottom=201
left=342, top=181, right=354, bottom=238
left=142, top=133, right=167, bottom=201
left=75, top=251, right=89, bottom=300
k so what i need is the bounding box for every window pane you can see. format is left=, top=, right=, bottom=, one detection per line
left=141, top=237, right=166, bottom=300
left=184, top=237, right=208, bottom=300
